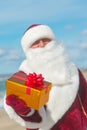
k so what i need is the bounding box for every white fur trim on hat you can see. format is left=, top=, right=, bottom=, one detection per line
left=21, top=24, right=56, bottom=53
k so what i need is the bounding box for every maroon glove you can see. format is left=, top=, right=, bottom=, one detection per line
left=6, top=94, right=31, bottom=115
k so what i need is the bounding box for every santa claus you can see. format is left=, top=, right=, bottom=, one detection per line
left=4, top=24, right=87, bottom=130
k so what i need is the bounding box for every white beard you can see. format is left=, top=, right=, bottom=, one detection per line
left=20, top=40, right=71, bottom=85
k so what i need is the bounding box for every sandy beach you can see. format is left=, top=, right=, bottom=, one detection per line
left=0, top=110, right=25, bottom=130
left=0, top=70, right=87, bottom=130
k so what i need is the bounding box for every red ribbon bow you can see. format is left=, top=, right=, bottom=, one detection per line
left=13, top=72, right=46, bottom=94
left=25, top=72, right=44, bottom=89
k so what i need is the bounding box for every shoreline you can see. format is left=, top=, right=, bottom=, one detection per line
left=0, top=70, right=87, bottom=130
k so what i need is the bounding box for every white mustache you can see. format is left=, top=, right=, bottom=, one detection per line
left=28, top=40, right=58, bottom=53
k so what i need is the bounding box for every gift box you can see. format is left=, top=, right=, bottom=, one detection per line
left=6, top=71, right=52, bottom=110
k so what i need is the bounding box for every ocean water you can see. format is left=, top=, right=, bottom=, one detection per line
left=0, top=75, right=11, bottom=109
left=0, top=80, right=5, bottom=109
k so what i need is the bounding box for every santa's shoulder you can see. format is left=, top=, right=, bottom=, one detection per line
left=19, top=60, right=31, bottom=74
left=19, top=59, right=27, bottom=69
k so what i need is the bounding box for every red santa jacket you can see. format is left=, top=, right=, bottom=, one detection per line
left=50, top=70, right=87, bottom=130
left=26, top=70, right=87, bottom=130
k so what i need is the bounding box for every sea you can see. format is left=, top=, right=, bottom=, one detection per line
left=0, top=74, right=11, bottom=110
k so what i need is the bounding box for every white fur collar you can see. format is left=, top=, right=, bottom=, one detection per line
left=4, top=63, right=79, bottom=130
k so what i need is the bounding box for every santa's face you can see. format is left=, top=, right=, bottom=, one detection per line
left=30, top=38, right=51, bottom=48
left=24, top=40, right=70, bottom=85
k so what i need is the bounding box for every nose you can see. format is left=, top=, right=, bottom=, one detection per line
left=39, top=40, right=45, bottom=47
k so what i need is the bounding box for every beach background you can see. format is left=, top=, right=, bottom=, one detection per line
left=0, top=0, right=87, bottom=130
left=0, top=70, right=87, bottom=130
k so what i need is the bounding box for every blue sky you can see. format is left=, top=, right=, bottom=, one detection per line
left=0, top=0, right=87, bottom=74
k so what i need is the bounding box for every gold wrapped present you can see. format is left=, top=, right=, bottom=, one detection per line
left=6, top=71, right=52, bottom=110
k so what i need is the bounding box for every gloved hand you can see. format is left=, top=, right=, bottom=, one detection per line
left=6, top=94, right=31, bottom=115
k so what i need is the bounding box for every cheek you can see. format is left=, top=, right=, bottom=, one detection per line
left=31, top=44, right=39, bottom=48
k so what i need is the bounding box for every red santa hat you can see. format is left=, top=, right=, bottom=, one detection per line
left=21, top=24, right=56, bottom=52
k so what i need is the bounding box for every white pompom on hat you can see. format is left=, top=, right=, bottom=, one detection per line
left=21, top=24, right=56, bottom=52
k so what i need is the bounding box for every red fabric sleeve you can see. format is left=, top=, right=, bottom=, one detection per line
left=78, top=70, right=87, bottom=118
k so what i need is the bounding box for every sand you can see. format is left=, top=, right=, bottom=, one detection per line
left=0, top=110, right=25, bottom=130
left=0, top=70, right=87, bottom=130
